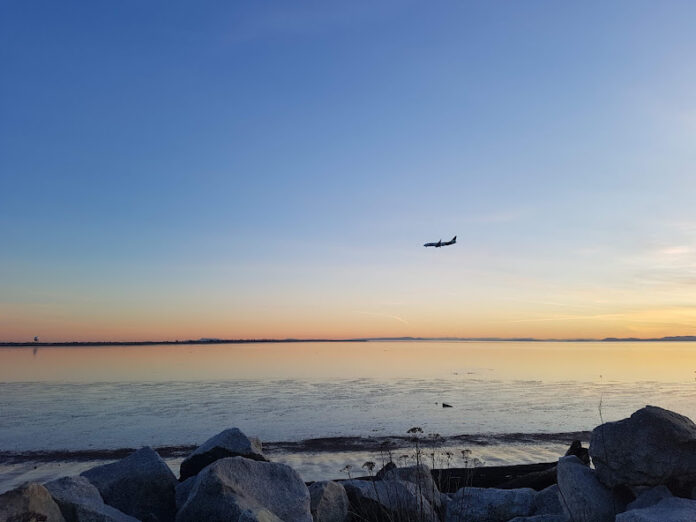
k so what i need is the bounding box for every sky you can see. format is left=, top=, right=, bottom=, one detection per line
left=2, top=1, right=696, bottom=342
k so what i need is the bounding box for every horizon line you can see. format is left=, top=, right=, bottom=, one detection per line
left=3, top=335, right=696, bottom=347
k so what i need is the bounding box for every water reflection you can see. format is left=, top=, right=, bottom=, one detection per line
left=1, top=341, right=695, bottom=383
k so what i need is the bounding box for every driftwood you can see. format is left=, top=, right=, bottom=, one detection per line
left=341, top=462, right=558, bottom=493
left=432, top=462, right=557, bottom=493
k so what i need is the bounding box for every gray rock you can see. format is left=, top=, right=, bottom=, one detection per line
left=440, top=491, right=451, bottom=512
left=174, top=477, right=195, bottom=512
left=509, top=515, right=568, bottom=522
left=532, top=485, right=564, bottom=516
left=70, top=499, right=141, bottom=521
left=444, top=487, right=535, bottom=522
left=556, top=455, right=621, bottom=522
left=176, top=456, right=311, bottom=522
left=45, top=476, right=138, bottom=522
left=237, top=507, right=283, bottom=522
left=627, top=485, right=673, bottom=511
left=590, top=406, right=696, bottom=489
left=0, top=482, right=66, bottom=522
left=383, top=464, right=442, bottom=512
left=82, top=446, right=177, bottom=522
left=308, top=481, right=349, bottom=522
left=44, top=476, right=102, bottom=512
left=179, top=427, right=266, bottom=480
left=343, top=479, right=438, bottom=522
left=374, top=462, right=396, bottom=480
left=616, top=496, right=696, bottom=521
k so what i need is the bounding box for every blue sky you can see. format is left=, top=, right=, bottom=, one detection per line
left=2, top=1, right=696, bottom=340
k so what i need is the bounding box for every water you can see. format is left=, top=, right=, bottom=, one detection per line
left=1, top=341, right=695, bottom=491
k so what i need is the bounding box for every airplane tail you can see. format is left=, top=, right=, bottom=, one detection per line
left=451, top=236, right=457, bottom=242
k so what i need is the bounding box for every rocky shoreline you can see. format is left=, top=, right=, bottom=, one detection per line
left=2, top=405, right=696, bottom=521
left=0, top=430, right=593, bottom=464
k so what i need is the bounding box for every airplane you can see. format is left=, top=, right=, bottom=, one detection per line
left=424, top=235, right=456, bottom=248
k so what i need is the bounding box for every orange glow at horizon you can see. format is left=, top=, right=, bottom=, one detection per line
left=2, top=341, right=695, bottom=383
left=3, top=299, right=696, bottom=343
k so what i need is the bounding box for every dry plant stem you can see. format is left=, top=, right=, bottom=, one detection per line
left=407, top=427, right=425, bottom=521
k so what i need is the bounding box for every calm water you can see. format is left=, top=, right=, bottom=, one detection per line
left=1, top=341, right=695, bottom=489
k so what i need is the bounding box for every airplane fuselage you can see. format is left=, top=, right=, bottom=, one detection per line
left=424, top=235, right=456, bottom=248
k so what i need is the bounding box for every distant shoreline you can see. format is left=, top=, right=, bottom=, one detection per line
left=2, top=335, right=696, bottom=347
left=0, top=338, right=368, bottom=348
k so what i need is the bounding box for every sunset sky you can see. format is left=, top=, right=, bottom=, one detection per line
left=2, top=1, right=696, bottom=342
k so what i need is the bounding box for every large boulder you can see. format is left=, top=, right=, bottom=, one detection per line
left=531, top=484, right=564, bottom=517
left=81, top=446, right=178, bottom=522
left=236, top=508, right=283, bottom=521
left=590, top=406, right=696, bottom=490
left=343, top=479, right=438, bottom=522
left=45, top=476, right=138, bottom=522
left=556, top=455, right=622, bottom=522
left=174, top=477, right=195, bottom=511
left=444, top=487, right=535, bottom=522
left=508, top=515, right=569, bottom=522
left=176, top=456, right=311, bottom=522
left=374, top=462, right=396, bottom=480
left=626, top=485, right=673, bottom=511
left=383, top=464, right=442, bottom=513
left=179, top=427, right=266, bottom=480
left=308, top=481, right=349, bottom=522
left=616, top=496, right=696, bottom=521
left=0, top=482, right=66, bottom=522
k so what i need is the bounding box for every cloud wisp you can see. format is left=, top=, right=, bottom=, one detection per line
left=354, top=311, right=410, bottom=325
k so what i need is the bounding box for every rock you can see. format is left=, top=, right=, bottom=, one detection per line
left=176, top=456, right=311, bottom=522
left=236, top=507, right=282, bottom=522
left=343, top=479, right=438, bottom=522
left=82, top=446, right=177, bottom=522
left=374, top=461, right=396, bottom=480
left=564, top=440, right=590, bottom=466
left=308, top=481, right=349, bottom=522
left=509, top=515, right=568, bottom=522
left=556, top=455, right=622, bottom=522
left=444, top=487, right=535, bottom=522
left=0, top=482, right=66, bottom=522
left=179, top=427, right=266, bottom=480
left=45, top=476, right=138, bottom=522
left=532, top=484, right=563, bottom=516
left=383, top=464, right=442, bottom=512
left=626, top=485, right=673, bottom=511
left=174, top=477, right=195, bottom=512
left=616, top=496, right=696, bottom=521
left=590, top=406, right=696, bottom=490
left=44, top=476, right=102, bottom=510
